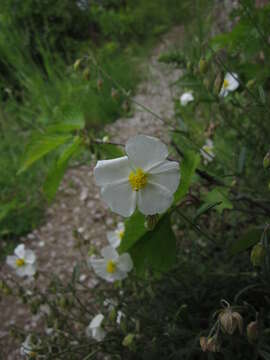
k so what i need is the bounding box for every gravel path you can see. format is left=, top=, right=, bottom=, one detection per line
left=0, top=26, right=184, bottom=359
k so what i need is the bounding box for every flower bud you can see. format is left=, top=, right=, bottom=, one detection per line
left=246, top=79, right=256, bottom=89
left=187, top=61, right=192, bottom=71
left=214, top=73, right=222, bottom=95
left=83, top=68, right=90, bottom=81
left=219, top=309, right=243, bottom=335
left=73, top=59, right=82, bottom=71
left=263, top=151, right=270, bottom=169
left=122, top=333, right=135, bottom=347
left=203, top=78, right=210, bottom=90
left=97, top=78, right=103, bottom=91
left=247, top=321, right=259, bottom=343
left=102, top=135, right=109, bottom=143
left=199, top=58, right=207, bottom=74
left=144, top=214, right=159, bottom=231
left=250, top=243, right=266, bottom=267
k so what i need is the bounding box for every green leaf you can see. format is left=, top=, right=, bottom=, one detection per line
left=202, top=188, right=233, bottom=214
left=174, top=150, right=200, bottom=204
left=230, top=227, right=262, bottom=255
left=18, top=133, right=72, bottom=174
left=130, top=214, right=176, bottom=277
left=44, top=136, right=83, bottom=201
left=97, top=143, right=124, bottom=159
left=47, top=113, right=85, bottom=133
left=193, top=201, right=222, bottom=222
left=119, top=211, right=147, bottom=253
left=0, top=199, right=18, bottom=222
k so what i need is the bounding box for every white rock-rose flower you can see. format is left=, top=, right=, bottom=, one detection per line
left=180, top=91, right=194, bottom=106
left=94, top=135, right=180, bottom=217
left=200, top=139, right=215, bottom=165
left=90, top=246, right=133, bottom=282
left=86, top=313, right=106, bottom=342
left=6, top=244, right=36, bottom=277
left=107, top=222, right=125, bottom=248
left=219, top=72, right=239, bottom=97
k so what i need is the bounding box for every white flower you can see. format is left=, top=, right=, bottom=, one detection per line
left=20, top=335, right=36, bottom=357
left=94, top=135, right=180, bottom=217
left=200, top=139, right=215, bottom=165
left=180, top=91, right=194, bottom=106
left=90, top=246, right=133, bottom=283
left=116, top=310, right=125, bottom=325
left=86, top=313, right=106, bottom=342
left=107, top=222, right=125, bottom=248
left=219, top=72, right=239, bottom=97
left=6, top=244, right=36, bottom=277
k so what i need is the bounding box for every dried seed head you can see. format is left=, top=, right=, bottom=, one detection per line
left=219, top=309, right=243, bottom=335
left=250, top=243, right=266, bottom=267
left=200, top=337, right=208, bottom=352
left=247, top=321, right=259, bottom=343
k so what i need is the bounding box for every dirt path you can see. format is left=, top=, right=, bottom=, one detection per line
left=0, top=27, right=184, bottom=359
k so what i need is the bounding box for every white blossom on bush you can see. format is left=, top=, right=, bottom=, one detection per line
left=6, top=244, right=36, bottom=277
left=180, top=91, right=194, bottom=106
left=107, top=222, right=125, bottom=248
left=116, top=310, right=125, bottom=325
left=20, top=335, right=36, bottom=357
left=219, top=72, right=239, bottom=97
left=200, top=139, right=215, bottom=165
left=90, top=246, right=133, bottom=282
left=94, top=135, right=180, bottom=217
left=86, top=314, right=106, bottom=342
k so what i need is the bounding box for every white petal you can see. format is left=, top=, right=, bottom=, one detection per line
left=100, top=182, right=137, bottom=217
left=107, top=231, right=121, bottom=248
left=14, top=244, right=25, bottom=258
left=138, top=183, right=173, bottom=215
left=90, top=258, right=108, bottom=279
left=24, top=250, right=36, bottom=264
left=148, top=160, right=180, bottom=194
left=6, top=255, right=17, bottom=269
left=116, top=310, right=125, bottom=324
left=93, top=327, right=106, bottom=342
left=118, top=253, right=133, bottom=273
left=125, top=135, right=168, bottom=171
left=101, top=246, right=118, bottom=261
left=24, top=264, right=36, bottom=277
left=219, top=88, right=228, bottom=97
left=117, top=222, right=125, bottom=232
left=90, top=314, right=104, bottom=329
left=94, top=156, right=132, bottom=186
left=180, top=92, right=194, bottom=106
left=110, top=268, right=129, bottom=281
left=225, top=72, right=239, bottom=91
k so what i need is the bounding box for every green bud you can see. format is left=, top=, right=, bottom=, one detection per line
left=214, top=73, right=222, bottom=95
left=187, top=61, right=192, bottom=71
left=109, top=308, right=116, bottom=322
left=246, top=79, right=256, bottom=89
left=203, top=78, right=210, bottom=90
left=144, top=214, right=159, bottom=231
left=73, top=59, right=82, bottom=71
left=263, top=151, right=270, bottom=169
left=250, top=243, right=266, bottom=267
left=122, top=333, right=135, bottom=347
left=199, top=58, right=207, bottom=74
left=83, top=68, right=90, bottom=80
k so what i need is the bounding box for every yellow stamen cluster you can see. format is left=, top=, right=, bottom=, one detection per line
left=16, top=258, right=25, bottom=267
left=203, top=145, right=212, bottom=154
left=129, top=168, right=148, bottom=191
left=107, top=260, right=117, bottom=274
left=223, top=79, right=229, bottom=89
left=119, top=230, right=124, bottom=240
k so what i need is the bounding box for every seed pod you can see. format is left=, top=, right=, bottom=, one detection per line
left=247, top=321, right=259, bottom=343
left=263, top=151, right=270, bottom=169
left=219, top=309, right=243, bottom=335
left=199, top=58, right=207, bottom=74
left=200, top=337, right=208, bottom=352
left=207, top=336, right=220, bottom=352
left=250, top=243, right=266, bottom=267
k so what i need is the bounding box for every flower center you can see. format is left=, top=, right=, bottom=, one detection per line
left=203, top=145, right=212, bottom=154
left=16, top=258, right=25, bottom=267
left=106, top=260, right=117, bottom=274
left=118, top=230, right=124, bottom=240
left=223, top=79, right=229, bottom=89
left=129, top=168, right=148, bottom=191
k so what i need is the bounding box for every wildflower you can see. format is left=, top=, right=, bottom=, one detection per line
left=90, top=246, right=133, bottom=282
left=6, top=244, right=36, bottom=277
left=117, top=310, right=125, bottom=325
left=20, top=335, right=37, bottom=358
left=180, top=91, right=194, bottom=106
left=219, top=308, right=243, bottom=335
left=86, top=314, right=106, bottom=342
left=200, top=139, right=215, bottom=165
left=94, top=135, right=180, bottom=217
left=107, top=222, right=125, bottom=248
left=219, top=72, right=239, bottom=97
